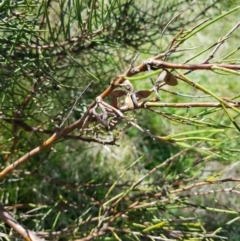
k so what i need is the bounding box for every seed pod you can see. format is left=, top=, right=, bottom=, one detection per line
left=110, top=90, right=127, bottom=98
left=125, top=93, right=134, bottom=109
left=157, top=70, right=178, bottom=86
left=110, top=90, right=127, bottom=108
left=120, top=79, right=134, bottom=91
left=135, top=90, right=152, bottom=99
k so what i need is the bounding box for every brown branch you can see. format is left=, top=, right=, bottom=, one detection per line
left=4, top=77, right=46, bottom=161
left=12, top=27, right=105, bottom=50
left=149, top=59, right=240, bottom=70
left=170, top=177, right=240, bottom=195
left=5, top=203, right=44, bottom=211
left=39, top=0, right=52, bottom=30
left=2, top=117, right=118, bottom=145
left=0, top=133, right=58, bottom=179
left=0, top=100, right=98, bottom=179
left=1, top=51, right=240, bottom=179
left=141, top=101, right=240, bottom=108
left=0, top=203, right=45, bottom=241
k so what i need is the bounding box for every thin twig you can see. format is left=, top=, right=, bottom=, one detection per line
left=203, top=20, right=240, bottom=63
left=59, top=81, right=93, bottom=128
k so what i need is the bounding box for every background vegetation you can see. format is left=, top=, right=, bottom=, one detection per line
left=1, top=0, right=240, bottom=240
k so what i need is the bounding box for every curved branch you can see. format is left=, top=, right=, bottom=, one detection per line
left=1, top=51, right=240, bottom=179
left=0, top=203, right=45, bottom=241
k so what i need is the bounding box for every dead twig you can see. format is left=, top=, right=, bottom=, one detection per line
left=0, top=203, right=45, bottom=241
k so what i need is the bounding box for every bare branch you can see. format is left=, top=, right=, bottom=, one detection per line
left=0, top=203, right=45, bottom=241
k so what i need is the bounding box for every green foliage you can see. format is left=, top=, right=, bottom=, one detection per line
left=1, top=1, right=240, bottom=241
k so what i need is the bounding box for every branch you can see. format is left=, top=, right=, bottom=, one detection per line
left=141, top=101, right=240, bottom=108
left=10, top=27, right=106, bottom=50
left=148, top=59, right=240, bottom=71
left=0, top=203, right=45, bottom=241
left=1, top=50, right=240, bottom=180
